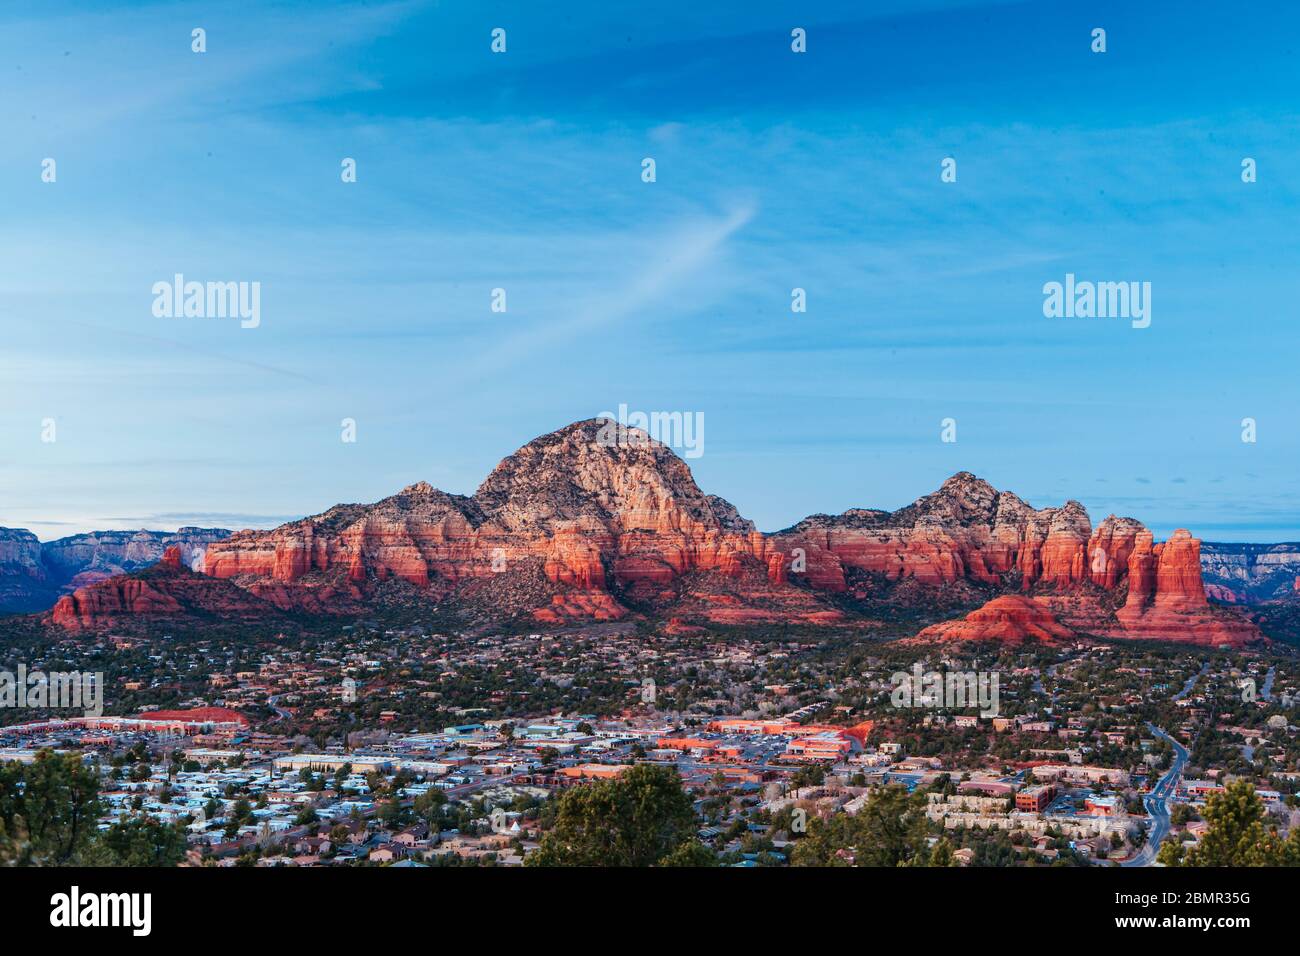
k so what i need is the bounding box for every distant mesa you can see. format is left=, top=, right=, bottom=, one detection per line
left=1201, top=541, right=1300, bottom=603
left=0, top=527, right=230, bottom=613
left=51, top=544, right=280, bottom=630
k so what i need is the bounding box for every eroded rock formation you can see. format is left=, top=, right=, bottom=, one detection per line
left=51, top=547, right=279, bottom=629
left=41, top=422, right=1262, bottom=645
left=911, top=595, right=1074, bottom=644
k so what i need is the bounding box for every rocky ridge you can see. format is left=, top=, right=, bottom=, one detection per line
left=0, top=527, right=230, bottom=613
left=37, top=422, right=1262, bottom=646
left=50, top=547, right=278, bottom=628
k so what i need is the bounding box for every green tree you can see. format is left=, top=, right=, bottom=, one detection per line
left=1162, top=781, right=1294, bottom=867
left=231, top=797, right=253, bottom=825
left=1156, top=838, right=1185, bottom=866
left=414, top=788, right=448, bottom=827
left=526, top=765, right=697, bottom=867
left=1275, top=825, right=1300, bottom=866
left=789, top=764, right=826, bottom=790
left=99, top=818, right=189, bottom=866
left=791, top=786, right=930, bottom=867
left=0, top=816, right=24, bottom=866
left=928, top=836, right=957, bottom=867
left=1185, top=781, right=1275, bottom=866
left=0, top=751, right=101, bottom=865
left=658, top=840, right=717, bottom=867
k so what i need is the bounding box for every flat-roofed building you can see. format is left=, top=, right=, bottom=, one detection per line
left=273, top=754, right=393, bottom=774
left=1015, top=785, right=1055, bottom=812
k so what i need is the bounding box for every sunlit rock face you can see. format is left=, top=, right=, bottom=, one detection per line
left=45, top=421, right=1262, bottom=644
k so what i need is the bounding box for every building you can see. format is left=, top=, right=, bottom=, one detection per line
left=272, top=754, right=393, bottom=775
left=556, top=764, right=629, bottom=781
left=959, top=780, right=1015, bottom=799
left=783, top=733, right=852, bottom=762
left=1015, top=785, right=1055, bottom=813
left=656, top=737, right=717, bottom=753
left=1032, top=764, right=1129, bottom=788
left=1083, top=795, right=1121, bottom=816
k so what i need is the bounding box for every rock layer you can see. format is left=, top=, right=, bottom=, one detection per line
left=51, top=547, right=279, bottom=629
left=0, top=526, right=230, bottom=613
left=0, top=528, right=53, bottom=612
left=204, top=420, right=787, bottom=622
left=38, top=421, right=1262, bottom=645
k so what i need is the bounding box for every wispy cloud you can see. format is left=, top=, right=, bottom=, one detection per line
left=418, top=202, right=758, bottom=394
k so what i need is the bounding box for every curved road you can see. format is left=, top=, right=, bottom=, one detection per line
left=1121, top=658, right=1205, bottom=865
left=1113, top=660, right=1203, bottom=866
left=1120, top=722, right=1189, bottom=866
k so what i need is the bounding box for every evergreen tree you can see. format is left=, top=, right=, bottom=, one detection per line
left=526, top=765, right=697, bottom=867
left=1160, top=781, right=1299, bottom=867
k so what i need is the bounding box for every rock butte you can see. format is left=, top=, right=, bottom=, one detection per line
left=48, top=420, right=1262, bottom=646
left=51, top=546, right=279, bottom=628
left=911, top=595, right=1074, bottom=645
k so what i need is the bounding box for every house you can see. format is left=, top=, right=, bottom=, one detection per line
left=393, top=824, right=430, bottom=847
left=959, top=780, right=1013, bottom=798
left=368, top=843, right=403, bottom=863
left=291, top=835, right=332, bottom=855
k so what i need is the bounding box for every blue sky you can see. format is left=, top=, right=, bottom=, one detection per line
left=1, top=0, right=1297, bottom=541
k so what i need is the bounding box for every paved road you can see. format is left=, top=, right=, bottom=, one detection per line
left=1172, top=661, right=1209, bottom=702
left=1121, top=660, right=1219, bottom=864
left=1120, top=722, right=1189, bottom=867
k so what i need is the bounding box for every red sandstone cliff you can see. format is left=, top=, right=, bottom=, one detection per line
left=202, top=420, right=823, bottom=626
left=48, top=423, right=1262, bottom=645
left=770, top=473, right=1118, bottom=594
left=1108, top=529, right=1258, bottom=646
left=51, top=546, right=280, bottom=629
left=771, top=474, right=1257, bottom=647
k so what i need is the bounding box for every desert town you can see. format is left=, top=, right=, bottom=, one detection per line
left=2, top=623, right=1297, bottom=867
